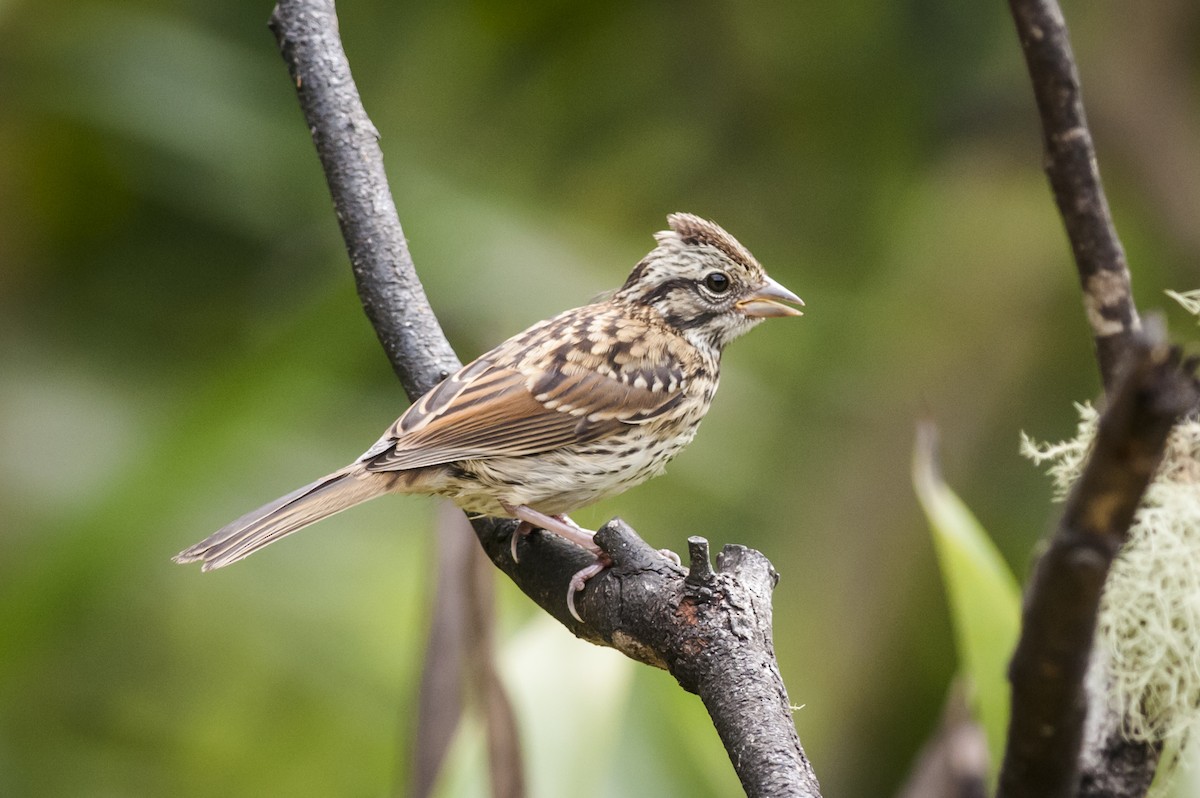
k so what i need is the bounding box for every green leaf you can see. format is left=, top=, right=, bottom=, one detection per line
left=913, top=423, right=1021, bottom=778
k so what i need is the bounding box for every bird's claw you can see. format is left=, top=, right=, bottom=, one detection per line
left=509, top=521, right=534, bottom=563
left=658, top=548, right=682, bottom=566
left=499, top=502, right=609, bottom=622
left=566, top=555, right=611, bottom=623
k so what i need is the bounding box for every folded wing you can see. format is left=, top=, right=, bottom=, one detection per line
left=362, top=310, right=688, bottom=472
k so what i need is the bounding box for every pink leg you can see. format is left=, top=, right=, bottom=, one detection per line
left=501, top=503, right=610, bottom=623
left=501, top=503, right=599, bottom=552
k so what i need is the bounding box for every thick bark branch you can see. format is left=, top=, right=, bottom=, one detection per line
left=268, top=0, right=818, bottom=794
left=1007, top=0, right=1141, bottom=394
left=996, top=332, right=1199, bottom=798
left=473, top=518, right=820, bottom=797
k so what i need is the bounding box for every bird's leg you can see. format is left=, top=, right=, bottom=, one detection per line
left=501, top=503, right=609, bottom=623
left=501, top=503, right=600, bottom=552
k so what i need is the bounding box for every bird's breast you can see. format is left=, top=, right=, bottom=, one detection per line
left=442, top=410, right=704, bottom=518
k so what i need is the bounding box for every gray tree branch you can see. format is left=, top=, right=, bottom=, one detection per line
left=267, top=0, right=459, bottom=398
left=1001, top=2, right=1200, bottom=797
left=1007, top=0, right=1141, bottom=395
left=996, top=331, right=1198, bottom=798
left=267, top=0, right=819, bottom=795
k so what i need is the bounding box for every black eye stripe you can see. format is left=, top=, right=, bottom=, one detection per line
left=638, top=277, right=694, bottom=306
left=636, top=273, right=734, bottom=308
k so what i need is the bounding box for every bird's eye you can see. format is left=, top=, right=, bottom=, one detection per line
left=703, top=272, right=731, bottom=294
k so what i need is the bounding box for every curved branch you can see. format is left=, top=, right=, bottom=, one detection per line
left=1007, top=0, right=1141, bottom=393
left=996, top=331, right=1199, bottom=798
left=268, top=0, right=819, bottom=794
left=267, top=1, right=460, bottom=397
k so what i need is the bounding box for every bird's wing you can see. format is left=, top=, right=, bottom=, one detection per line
left=361, top=308, right=689, bottom=472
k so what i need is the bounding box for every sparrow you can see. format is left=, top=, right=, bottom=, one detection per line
left=175, top=213, right=803, bottom=621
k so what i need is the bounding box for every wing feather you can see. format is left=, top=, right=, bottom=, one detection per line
left=361, top=306, right=693, bottom=473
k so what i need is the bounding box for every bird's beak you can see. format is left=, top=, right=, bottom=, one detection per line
left=737, top=277, right=805, bottom=318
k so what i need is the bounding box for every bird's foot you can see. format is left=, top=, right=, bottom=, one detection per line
left=567, top=554, right=612, bottom=623
left=502, top=503, right=608, bottom=622
left=501, top=503, right=599, bottom=552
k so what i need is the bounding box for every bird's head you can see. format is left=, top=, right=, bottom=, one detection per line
left=613, top=213, right=804, bottom=351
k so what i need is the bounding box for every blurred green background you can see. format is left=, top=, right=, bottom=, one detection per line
left=2, top=0, right=1198, bottom=795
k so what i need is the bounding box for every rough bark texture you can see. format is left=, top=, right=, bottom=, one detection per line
left=1075, top=736, right=1160, bottom=798
left=467, top=430, right=822, bottom=792
left=269, top=1, right=819, bottom=794
left=472, top=518, right=822, bottom=797
left=1007, top=0, right=1141, bottom=394
left=1076, top=654, right=1161, bottom=798
left=996, top=333, right=1199, bottom=798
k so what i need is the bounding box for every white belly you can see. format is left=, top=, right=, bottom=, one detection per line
left=444, top=425, right=698, bottom=518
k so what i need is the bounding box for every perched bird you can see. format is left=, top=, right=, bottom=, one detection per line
left=175, top=213, right=803, bottom=620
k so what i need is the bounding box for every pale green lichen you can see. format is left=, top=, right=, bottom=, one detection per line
left=1024, top=407, right=1200, bottom=751
left=1019, top=289, right=1200, bottom=765
left=1019, top=403, right=1099, bottom=501
left=1165, top=289, right=1200, bottom=321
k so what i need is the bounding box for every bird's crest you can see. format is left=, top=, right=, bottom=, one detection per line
left=661, top=213, right=762, bottom=273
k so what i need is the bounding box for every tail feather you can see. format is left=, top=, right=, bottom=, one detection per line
left=174, top=466, right=394, bottom=570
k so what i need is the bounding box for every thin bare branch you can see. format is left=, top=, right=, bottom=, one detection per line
left=408, top=506, right=471, bottom=798
left=461, top=510, right=525, bottom=798
left=267, top=0, right=460, bottom=398
left=1007, top=0, right=1141, bottom=393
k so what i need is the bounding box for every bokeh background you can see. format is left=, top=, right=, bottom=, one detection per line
left=2, top=0, right=1198, bottom=795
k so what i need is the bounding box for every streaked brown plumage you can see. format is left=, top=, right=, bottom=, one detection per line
left=175, top=213, right=802, bottom=617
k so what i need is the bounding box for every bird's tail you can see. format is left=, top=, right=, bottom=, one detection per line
left=173, top=466, right=397, bottom=571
